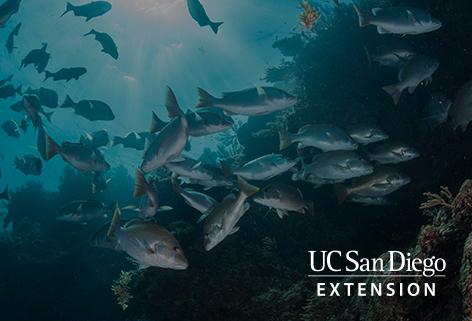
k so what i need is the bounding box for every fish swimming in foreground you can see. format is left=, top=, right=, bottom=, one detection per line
left=420, top=93, right=452, bottom=131
left=14, top=154, right=42, bottom=176
left=279, top=124, right=358, bottom=151
left=84, top=29, right=118, bottom=59
left=203, top=177, right=259, bottom=251
left=221, top=154, right=297, bottom=181
left=61, top=95, right=114, bottom=121
left=0, top=84, right=21, bottom=99
left=197, top=87, right=297, bottom=116
left=292, top=151, right=374, bottom=182
left=6, top=22, right=20, bottom=53
left=335, top=166, right=411, bottom=203
left=0, top=185, right=10, bottom=201
left=20, top=43, right=50, bottom=73
left=382, top=55, right=439, bottom=105
left=133, top=170, right=172, bottom=218
left=1, top=120, right=20, bottom=138
left=79, top=130, right=109, bottom=148
left=347, top=124, right=389, bottom=145
left=141, top=87, right=189, bottom=172
left=165, top=156, right=224, bottom=182
left=0, top=74, right=12, bottom=87
left=44, top=67, right=87, bottom=82
left=57, top=200, right=114, bottom=223
left=150, top=109, right=234, bottom=137
left=365, top=43, right=416, bottom=68
left=346, top=195, right=392, bottom=206
left=25, top=87, right=59, bottom=108
left=61, top=1, right=112, bottom=21
left=112, top=132, right=147, bottom=150
left=107, top=207, right=189, bottom=270
left=37, top=127, right=110, bottom=172
left=367, top=142, right=420, bottom=164
left=172, top=176, right=217, bottom=223
left=353, top=5, right=442, bottom=35
left=187, top=0, right=223, bottom=34
left=448, top=80, right=472, bottom=131
left=253, top=183, right=313, bottom=218
left=0, top=0, right=21, bottom=28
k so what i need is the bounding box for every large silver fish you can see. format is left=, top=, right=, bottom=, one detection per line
left=347, top=124, right=389, bottom=145
left=197, top=86, right=297, bottom=116
left=293, top=151, right=373, bottom=182
left=368, top=142, right=420, bottom=164
left=141, top=87, right=189, bottom=172
left=61, top=1, right=112, bottom=21
left=448, top=80, right=472, bottom=131
left=221, top=154, right=297, bottom=181
left=279, top=124, right=358, bottom=152
left=203, top=177, right=259, bottom=251
left=187, top=0, right=223, bottom=34
left=253, top=183, right=313, bottom=218
left=107, top=208, right=188, bottom=270
left=382, top=55, right=439, bottom=105
left=353, top=5, right=441, bottom=35
left=38, top=127, right=110, bottom=172
left=335, top=166, right=411, bottom=203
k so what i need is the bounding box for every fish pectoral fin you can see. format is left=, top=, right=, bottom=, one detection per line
left=376, top=27, right=390, bottom=34
left=276, top=209, right=288, bottom=219
left=229, top=226, right=240, bottom=235
left=157, top=205, right=173, bottom=212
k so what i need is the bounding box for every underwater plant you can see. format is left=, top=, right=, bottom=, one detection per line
left=111, top=270, right=139, bottom=311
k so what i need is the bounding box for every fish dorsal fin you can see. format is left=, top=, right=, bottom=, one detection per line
left=371, top=8, right=381, bottom=16
left=106, top=207, right=122, bottom=238
left=406, top=10, right=420, bottom=25
left=133, top=170, right=149, bottom=197
left=222, top=88, right=256, bottom=99
left=149, top=111, right=167, bottom=134
left=256, top=86, right=268, bottom=97
left=229, top=226, right=240, bottom=235
left=165, top=87, right=183, bottom=118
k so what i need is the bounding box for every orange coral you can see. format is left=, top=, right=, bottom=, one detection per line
left=298, top=1, right=320, bottom=32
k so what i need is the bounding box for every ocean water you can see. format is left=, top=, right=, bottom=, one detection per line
left=1, top=0, right=471, bottom=320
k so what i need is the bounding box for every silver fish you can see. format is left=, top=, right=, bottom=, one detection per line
left=253, top=183, right=313, bottom=218
left=279, top=124, right=358, bottom=152
left=187, top=0, right=223, bottom=34
left=166, top=156, right=223, bottom=181
left=61, top=1, right=112, bottom=21
left=221, top=154, right=297, bottom=181
left=347, top=124, right=389, bottom=145
left=57, top=200, right=113, bottom=222
left=347, top=195, right=392, bottom=206
left=141, top=87, right=189, bottom=172
left=365, top=43, right=416, bottom=68
left=203, top=177, right=259, bottom=251
left=38, top=127, right=110, bottom=172
left=448, top=80, right=472, bottom=131
left=354, top=5, right=441, bottom=35
left=368, top=142, right=420, bottom=164
left=107, top=208, right=188, bottom=270
left=382, top=55, right=439, bottom=105
left=196, top=86, right=297, bottom=116
left=335, top=166, right=411, bottom=203
left=133, top=170, right=168, bottom=218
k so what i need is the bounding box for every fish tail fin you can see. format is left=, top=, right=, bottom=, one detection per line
left=210, top=21, right=223, bottom=34
left=305, top=200, right=314, bottom=215
left=196, top=87, right=216, bottom=108
left=353, top=4, right=370, bottom=27
left=165, top=86, right=184, bottom=117
left=61, top=2, right=74, bottom=17
left=44, top=111, right=54, bottom=123
left=150, top=111, right=167, bottom=134
left=382, top=84, right=403, bottom=105
left=278, top=127, right=292, bottom=150
left=37, top=126, right=59, bottom=161
left=334, top=184, right=349, bottom=204
left=220, top=160, right=233, bottom=177
left=60, top=95, right=75, bottom=108
left=133, top=170, right=148, bottom=197
left=44, top=71, right=53, bottom=82
left=83, top=29, right=95, bottom=37
left=15, top=85, right=22, bottom=95
left=106, top=206, right=121, bottom=238
left=111, top=137, right=122, bottom=146
left=237, top=177, right=259, bottom=199
left=0, top=185, right=10, bottom=201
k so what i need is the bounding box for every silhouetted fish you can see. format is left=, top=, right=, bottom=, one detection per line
left=0, top=84, right=21, bottom=99
left=61, top=1, right=112, bottom=21
left=84, top=29, right=118, bottom=59
left=187, top=0, right=223, bottom=34
left=6, top=22, right=20, bottom=53
left=25, top=87, right=59, bottom=108
left=112, top=132, right=146, bottom=150
left=61, top=95, right=114, bottom=121
left=79, top=129, right=109, bottom=148
left=44, top=67, right=87, bottom=82
left=0, top=0, right=21, bottom=28
left=1, top=120, right=20, bottom=138
left=14, top=154, right=42, bottom=176
left=20, top=43, right=50, bottom=73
